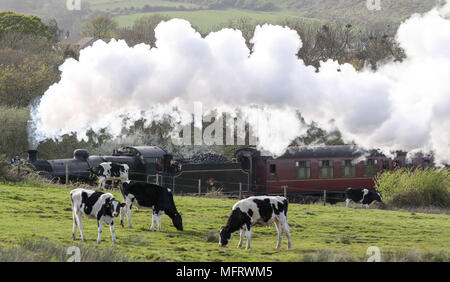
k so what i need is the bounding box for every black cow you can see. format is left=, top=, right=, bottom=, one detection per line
left=70, top=188, right=125, bottom=244
left=345, top=188, right=382, bottom=209
left=219, top=196, right=291, bottom=250
left=120, top=181, right=183, bottom=231
left=90, top=162, right=129, bottom=190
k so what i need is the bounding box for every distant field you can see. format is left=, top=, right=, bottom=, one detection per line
left=86, top=0, right=201, bottom=11
left=0, top=0, right=437, bottom=35
left=84, top=0, right=437, bottom=31
left=114, top=9, right=306, bottom=30
left=0, top=182, right=449, bottom=261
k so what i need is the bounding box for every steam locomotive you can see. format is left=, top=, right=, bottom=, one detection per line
left=27, top=145, right=433, bottom=202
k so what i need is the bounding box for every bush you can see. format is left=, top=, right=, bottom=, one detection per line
left=0, top=107, right=29, bottom=158
left=0, top=154, right=45, bottom=183
left=375, top=168, right=450, bottom=208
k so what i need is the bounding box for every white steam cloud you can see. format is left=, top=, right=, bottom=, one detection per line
left=30, top=2, right=450, bottom=163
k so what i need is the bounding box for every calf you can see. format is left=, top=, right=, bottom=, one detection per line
left=91, top=162, right=129, bottom=190
left=345, top=188, right=382, bottom=209
left=219, top=196, right=291, bottom=250
left=120, top=181, right=183, bottom=231
left=70, top=188, right=125, bottom=244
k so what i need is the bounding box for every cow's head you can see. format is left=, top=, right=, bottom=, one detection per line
left=219, top=226, right=231, bottom=247
left=103, top=198, right=126, bottom=217
left=171, top=211, right=183, bottom=231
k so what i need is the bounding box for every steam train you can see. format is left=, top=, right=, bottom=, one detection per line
left=27, top=145, right=433, bottom=203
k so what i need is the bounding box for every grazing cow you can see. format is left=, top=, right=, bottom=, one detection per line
left=70, top=188, right=125, bottom=244
left=219, top=196, right=291, bottom=250
left=345, top=188, right=383, bottom=209
left=90, top=162, right=129, bottom=190
left=119, top=181, right=183, bottom=231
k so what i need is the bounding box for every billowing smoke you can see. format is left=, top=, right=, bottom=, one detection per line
left=29, top=2, right=450, bottom=163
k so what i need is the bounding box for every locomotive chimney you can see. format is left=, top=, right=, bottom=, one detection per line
left=28, top=150, right=38, bottom=163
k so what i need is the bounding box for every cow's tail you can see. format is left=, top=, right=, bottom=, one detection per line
left=70, top=192, right=74, bottom=208
left=283, top=197, right=288, bottom=217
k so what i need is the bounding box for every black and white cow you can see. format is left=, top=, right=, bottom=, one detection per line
left=70, top=188, right=125, bottom=244
left=119, top=181, right=183, bottom=231
left=345, top=188, right=383, bottom=209
left=219, top=196, right=291, bottom=250
left=90, top=162, right=129, bottom=190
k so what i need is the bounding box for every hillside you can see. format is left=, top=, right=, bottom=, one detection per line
left=0, top=0, right=440, bottom=33
left=86, top=0, right=440, bottom=30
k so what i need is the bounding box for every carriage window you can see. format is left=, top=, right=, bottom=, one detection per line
left=319, top=160, right=333, bottom=178
left=269, top=164, right=277, bottom=175
left=341, top=159, right=355, bottom=177
left=364, top=159, right=379, bottom=176
left=382, top=160, right=389, bottom=170
left=295, top=160, right=310, bottom=179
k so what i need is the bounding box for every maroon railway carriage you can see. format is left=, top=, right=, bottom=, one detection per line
left=235, top=145, right=433, bottom=202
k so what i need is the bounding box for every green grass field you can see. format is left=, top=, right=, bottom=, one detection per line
left=114, top=9, right=302, bottom=30
left=87, top=0, right=201, bottom=11
left=0, top=182, right=449, bottom=261
left=85, top=0, right=437, bottom=32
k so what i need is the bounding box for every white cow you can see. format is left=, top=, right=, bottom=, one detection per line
left=90, top=162, right=129, bottom=190
left=70, top=188, right=125, bottom=244
left=219, top=196, right=291, bottom=250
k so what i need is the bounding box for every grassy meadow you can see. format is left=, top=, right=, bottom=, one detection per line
left=0, top=182, right=449, bottom=262
left=113, top=9, right=302, bottom=30
left=83, top=0, right=437, bottom=32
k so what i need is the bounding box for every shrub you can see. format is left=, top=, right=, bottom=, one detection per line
left=0, top=154, right=48, bottom=184
left=0, top=107, right=29, bottom=157
left=375, top=168, right=450, bottom=208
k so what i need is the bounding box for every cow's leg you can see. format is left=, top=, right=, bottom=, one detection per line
left=274, top=220, right=283, bottom=249
left=281, top=217, right=291, bottom=249
left=237, top=228, right=245, bottom=248
left=99, top=176, right=106, bottom=190
left=109, top=221, right=117, bottom=243
left=97, top=217, right=103, bottom=244
left=156, top=212, right=162, bottom=231
left=72, top=209, right=78, bottom=240
left=150, top=212, right=156, bottom=231
left=345, top=198, right=351, bottom=207
left=75, top=210, right=86, bottom=242
left=120, top=205, right=124, bottom=227
left=365, top=204, right=370, bottom=209
left=245, top=226, right=252, bottom=250
left=121, top=197, right=133, bottom=228
left=126, top=203, right=133, bottom=228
